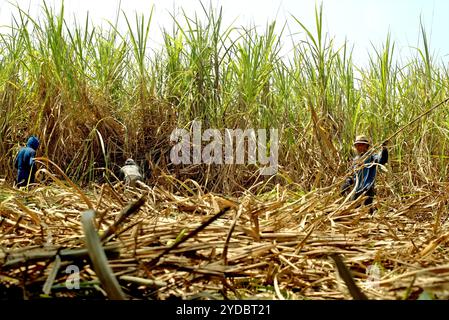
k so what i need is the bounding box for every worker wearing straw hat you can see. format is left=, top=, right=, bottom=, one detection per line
left=119, top=158, right=143, bottom=187
left=341, top=135, right=389, bottom=210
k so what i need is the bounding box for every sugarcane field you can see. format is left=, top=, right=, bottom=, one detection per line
left=2, top=0, right=449, bottom=302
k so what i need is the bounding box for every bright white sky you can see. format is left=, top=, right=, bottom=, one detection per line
left=0, top=0, right=448, bottom=67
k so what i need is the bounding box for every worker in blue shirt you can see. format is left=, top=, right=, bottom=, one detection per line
left=341, top=135, right=389, bottom=208
left=14, top=136, right=40, bottom=187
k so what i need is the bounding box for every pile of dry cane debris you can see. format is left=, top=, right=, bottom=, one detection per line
left=1, top=178, right=449, bottom=300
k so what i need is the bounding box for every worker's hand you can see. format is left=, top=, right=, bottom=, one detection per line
left=381, top=140, right=389, bottom=147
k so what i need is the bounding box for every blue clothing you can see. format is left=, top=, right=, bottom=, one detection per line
left=342, top=147, right=388, bottom=199
left=14, top=136, right=40, bottom=187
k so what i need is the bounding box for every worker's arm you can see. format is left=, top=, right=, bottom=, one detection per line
left=29, top=149, right=37, bottom=177
left=118, top=168, right=125, bottom=181
left=378, top=145, right=388, bottom=165
left=29, top=149, right=36, bottom=166
left=341, top=175, right=354, bottom=195
left=373, top=143, right=389, bottom=165
left=14, top=153, right=19, bottom=169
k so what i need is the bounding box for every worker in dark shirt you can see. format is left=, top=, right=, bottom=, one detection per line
left=341, top=135, right=389, bottom=208
left=14, top=136, right=40, bottom=188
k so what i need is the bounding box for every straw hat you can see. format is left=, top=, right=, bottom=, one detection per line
left=353, top=135, right=370, bottom=146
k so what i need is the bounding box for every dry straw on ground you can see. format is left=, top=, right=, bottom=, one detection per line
left=1, top=174, right=449, bottom=300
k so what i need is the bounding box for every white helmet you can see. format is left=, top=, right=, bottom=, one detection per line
left=125, top=158, right=136, bottom=166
